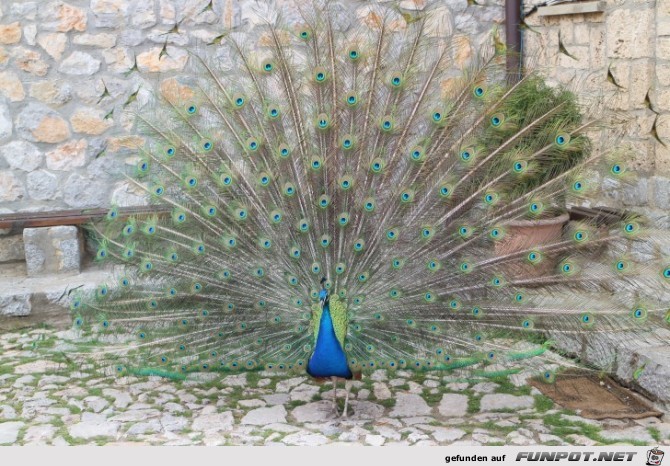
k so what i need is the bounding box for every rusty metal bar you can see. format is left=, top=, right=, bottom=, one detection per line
left=0, top=205, right=172, bottom=231
left=505, top=0, right=522, bottom=82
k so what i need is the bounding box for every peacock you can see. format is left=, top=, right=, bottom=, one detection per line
left=70, top=1, right=669, bottom=417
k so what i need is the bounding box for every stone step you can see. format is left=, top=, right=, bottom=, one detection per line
left=0, top=261, right=116, bottom=331
left=536, top=285, right=670, bottom=407
left=548, top=326, right=670, bottom=407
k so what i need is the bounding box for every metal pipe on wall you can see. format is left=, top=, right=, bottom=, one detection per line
left=505, top=0, right=522, bottom=82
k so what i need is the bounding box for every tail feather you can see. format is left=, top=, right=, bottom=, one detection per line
left=70, top=1, right=668, bottom=382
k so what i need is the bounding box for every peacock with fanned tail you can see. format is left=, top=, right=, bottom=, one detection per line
left=71, top=2, right=669, bottom=416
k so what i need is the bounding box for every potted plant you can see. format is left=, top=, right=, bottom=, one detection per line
left=492, top=75, right=590, bottom=280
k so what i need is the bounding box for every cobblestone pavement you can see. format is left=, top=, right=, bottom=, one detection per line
left=0, top=327, right=668, bottom=446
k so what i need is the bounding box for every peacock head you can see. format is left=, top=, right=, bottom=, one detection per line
left=318, top=277, right=329, bottom=304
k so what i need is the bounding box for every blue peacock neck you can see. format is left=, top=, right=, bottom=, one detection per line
left=306, top=289, right=352, bottom=379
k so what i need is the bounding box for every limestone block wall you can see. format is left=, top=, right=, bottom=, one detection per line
left=0, top=0, right=504, bottom=215
left=523, top=0, right=670, bottom=232
left=523, top=1, right=670, bottom=392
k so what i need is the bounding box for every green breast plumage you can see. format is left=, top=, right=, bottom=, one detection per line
left=311, top=295, right=348, bottom=349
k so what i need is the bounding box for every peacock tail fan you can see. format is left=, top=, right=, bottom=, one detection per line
left=70, top=1, right=669, bottom=383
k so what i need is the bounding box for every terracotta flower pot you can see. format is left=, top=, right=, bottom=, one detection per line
left=494, top=213, right=570, bottom=281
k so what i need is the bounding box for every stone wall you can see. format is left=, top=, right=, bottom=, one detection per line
left=523, top=0, right=670, bottom=230
left=0, top=1, right=666, bottom=215
left=0, top=0, right=504, bottom=215
left=523, top=1, right=670, bottom=397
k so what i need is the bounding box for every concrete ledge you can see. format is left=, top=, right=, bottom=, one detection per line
left=627, top=345, right=670, bottom=406
left=0, top=262, right=114, bottom=331
left=550, top=328, right=670, bottom=408
left=538, top=1, right=606, bottom=16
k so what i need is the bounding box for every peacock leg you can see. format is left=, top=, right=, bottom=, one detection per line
left=341, top=380, right=351, bottom=418
left=331, top=376, right=339, bottom=416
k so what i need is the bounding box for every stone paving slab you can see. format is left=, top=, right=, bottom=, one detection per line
left=0, top=327, right=668, bottom=446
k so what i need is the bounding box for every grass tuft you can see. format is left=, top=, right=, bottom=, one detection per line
left=534, top=395, right=554, bottom=413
